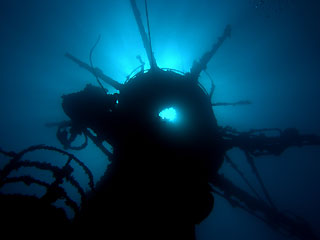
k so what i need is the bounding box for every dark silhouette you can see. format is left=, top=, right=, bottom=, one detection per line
left=61, top=69, right=225, bottom=239
left=0, top=1, right=319, bottom=239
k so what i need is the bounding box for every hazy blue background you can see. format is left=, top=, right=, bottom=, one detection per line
left=0, top=0, right=320, bottom=239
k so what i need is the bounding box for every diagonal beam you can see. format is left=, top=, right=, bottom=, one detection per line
left=212, top=100, right=251, bottom=106
left=65, top=52, right=123, bottom=90
left=190, top=25, right=231, bottom=79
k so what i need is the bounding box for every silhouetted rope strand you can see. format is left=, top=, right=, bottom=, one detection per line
left=14, top=145, right=94, bottom=191
left=89, top=35, right=107, bottom=94
left=225, top=154, right=263, bottom=202
left=245, top=151, right=277, bottom=209
left=0, top=148, right=16, bottom=157
left=204, top=70, right=215, bottom=99
left=10, top=160, right=87, bottom=203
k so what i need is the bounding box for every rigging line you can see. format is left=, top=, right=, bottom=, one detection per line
left=211, top=188, right=293, bottom=239
left=211, top=188, right=272, bottom=227
left=224, top=154, right=264, bottom=202
left=211, top=175, right=318, bottom=240
left=144, top=0, right=155, bottom=68
left=89, top=35, right=107, bottom=94
left=0, top=148, right=16, bottom=157
left=244, top=151, right=277, bottom=209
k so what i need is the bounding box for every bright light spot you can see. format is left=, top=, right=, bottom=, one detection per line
left=159, top=107, right=177, bottom=122
left=156, top=46, right=186, bottom=71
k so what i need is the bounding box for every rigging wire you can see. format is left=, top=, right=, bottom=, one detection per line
left=204, top=70, right=215, bottom=100
left=224, top=154, right=264, bottom=202
left=244, top=151, right=277, bottom=209
left=89, top=35, right=107, bottom=94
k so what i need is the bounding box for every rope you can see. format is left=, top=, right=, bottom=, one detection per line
left=204, top=70, right=215, bottom=99
left=224, top=154, right=263, bottom=202
left=244, top=151, right=277, bottom=209
left=89, top=35, right=107, bottom=94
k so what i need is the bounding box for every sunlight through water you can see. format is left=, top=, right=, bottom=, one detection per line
left=159, top=107, right=177, bottom=122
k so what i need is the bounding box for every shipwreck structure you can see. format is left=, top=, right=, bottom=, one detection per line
left=0, top=1, right=319, bottom=239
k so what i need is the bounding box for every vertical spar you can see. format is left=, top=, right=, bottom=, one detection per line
left=130, top=0, right=157, bottom=69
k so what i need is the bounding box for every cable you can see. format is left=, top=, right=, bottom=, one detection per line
left=225, top=154, right=263, bottom=202
left=89, top=35, right=107, bottom=94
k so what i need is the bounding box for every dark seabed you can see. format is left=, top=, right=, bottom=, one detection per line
left=0, top=0, right=320, bottom=239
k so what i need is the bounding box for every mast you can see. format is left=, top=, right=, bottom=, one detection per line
left=130, top=0, right=157, bottom=69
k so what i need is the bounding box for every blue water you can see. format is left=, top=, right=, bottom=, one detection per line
left=0, top=0, right=320, bottom=239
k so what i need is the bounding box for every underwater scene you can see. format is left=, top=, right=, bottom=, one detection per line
left=0, top=0, right=320, bottom=239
